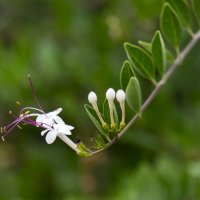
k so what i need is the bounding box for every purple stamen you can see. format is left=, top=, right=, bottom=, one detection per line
left=2, top=118, right=25, bottom=138
left=2, top=112, right=53, bottom=139
left=1, top=76, right=54, bottom=141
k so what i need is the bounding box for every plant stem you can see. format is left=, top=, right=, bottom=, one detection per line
left=88, top=30, right=200, bottom=157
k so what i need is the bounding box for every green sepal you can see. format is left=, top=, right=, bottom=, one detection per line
left=77, top=142, right=91, bottom=157
left=125, top=77, right=142, bottom=115
left=120, top=60, right=135, bottom=91
left=90, top=132, right=106, bottom=151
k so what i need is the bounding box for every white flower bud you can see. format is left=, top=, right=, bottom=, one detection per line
left=106, top=88, right=116, bottom=101
left=88, top=91, right=106, bottom=126
left=116, top=89, right=126, bottom=102
left=88, top=91, right=97, bottom=104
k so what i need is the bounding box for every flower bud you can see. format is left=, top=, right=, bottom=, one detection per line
left=88, top=91, right=97, bottom=104
left=116, top=89, right=126, bottom=129
left=106, top=88, right=115, bottom=101
left=116, top=89, right=126, bottom=102
left=88, top=91, right=107, bottom=127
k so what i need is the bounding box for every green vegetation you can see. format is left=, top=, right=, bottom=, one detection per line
left=0, top=0, right=200, bottom=199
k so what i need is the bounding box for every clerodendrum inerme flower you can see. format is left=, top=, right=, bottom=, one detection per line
left=41, top=123, right=74, bottom=144
left=36, top=108, right=64, bottom=128
left=1, top=75, right=78, bottom=153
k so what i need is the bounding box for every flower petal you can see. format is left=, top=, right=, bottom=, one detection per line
left=58, top=124, right=72, bottom=135
left=53, top=116, right=65, bottom=124
left=53, top=108, right=62, bottom=115
left=61, top=129, right=72, bottom=135
left=47, top=108, right=62, bottom=118
left=65, top=125, right=74, bottom=130
left=53, top=124, right=72, bottom=135
left=36, top=114, right=47, bottom=125
left=42, top=118, right=54, bottom=128
left=45, top=130, right=57, bottom=144
left=41, top=129, right=49, bottom=136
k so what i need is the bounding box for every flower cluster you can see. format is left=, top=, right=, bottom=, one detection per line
left=88, top=88, right=126, bottom=131
left=1, top=106, right=77, bottom=149
left=1, top=75, right=79, bottom=153
left=1, top=76, right=127, bottom=156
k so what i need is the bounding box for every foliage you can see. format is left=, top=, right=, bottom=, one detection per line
left=0, top=0, right=200, bottom=199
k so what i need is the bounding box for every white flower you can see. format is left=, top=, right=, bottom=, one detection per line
left=1, top=74, right=80, bottom=153
left=116, top=89, right=126, bottom=102
left=88, top=91, right=106, bottom=126
left=88, top=91, right=97, bottom=104
left=106, top=88, right=116, bottom=101
left=106, top=88, right=116, bottom=127
left=36, top=108, right=64, bottom=128
left=41, top=123, right=74, bottom=144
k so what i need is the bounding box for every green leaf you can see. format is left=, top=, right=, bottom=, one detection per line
left=192, top=0, right=200, bottom=25
left=125, top=77, right=142, bottom=114
left=166, top=50, right=175, bottom=64
left=84, top=104, right=106, bottom=136
left=124, top=43, right=155, bottom=82
left=151, top=31, right=167, bottom=76
left=160, top=3, right=182, bottom=51
left=166, top=0, right=190, bottom=28
left=120, top=60, right=135, bottom=90
left=139, top=40, right=174, bottom=64
left=138, top=40, right=152, bottom=53
left=103, top=99, right=119, bottom=126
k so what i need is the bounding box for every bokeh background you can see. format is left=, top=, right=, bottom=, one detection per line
left=1, top=0, right=200, bottom=199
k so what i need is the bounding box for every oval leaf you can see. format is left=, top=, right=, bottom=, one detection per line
left=124, top=43, right=155, bottom=82
left=120, top=60, right=135, bottom=90
left=160, top=3, right=182, bottom=50
left=192, top=0, right=200, bottom=26
left=138, top=40, right=152, bottom=53
left=167, top=0, right=190, bottom=28
left=151, top=31, right=167, bottom=76
left=166, top=50, right=175, bottom=64
left=139, top=40, right=174, bottom=64
left=125, top=77, right=142, bottom=114
left=84, top=104, right=106, bottom=136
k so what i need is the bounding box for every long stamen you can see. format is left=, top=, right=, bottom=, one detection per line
left=28, top=74, right=45, bottom=112
left=19, top=107, right=44, bottom=115
left=2, top=118, right=24, bottom=138
left=3, top=111, right=22, bottom=130
left=1, top=113, right=42, bottom=139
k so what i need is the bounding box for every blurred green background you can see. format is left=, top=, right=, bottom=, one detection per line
left=1, top=0, right=200, bottom=199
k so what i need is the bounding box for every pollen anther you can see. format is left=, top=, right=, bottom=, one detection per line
left=25, top=111, right=30, bottom=115
left=17, top=125, right=22, bottom=129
